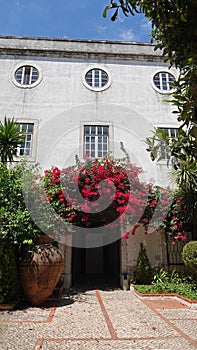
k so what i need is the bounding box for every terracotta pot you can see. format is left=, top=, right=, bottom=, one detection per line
left=19, top=244, right=64, bottom=306
left=36, top=235, right=53, bottom=244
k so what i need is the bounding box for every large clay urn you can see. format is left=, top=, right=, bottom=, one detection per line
left=19, top=242, right=64, bottom=306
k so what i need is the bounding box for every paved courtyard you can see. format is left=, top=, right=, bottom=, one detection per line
left=0, top=288, right=197, bottom=350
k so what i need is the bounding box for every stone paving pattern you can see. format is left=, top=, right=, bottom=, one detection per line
left=0, top=289, right=196, bottom=350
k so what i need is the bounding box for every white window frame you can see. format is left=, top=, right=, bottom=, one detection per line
left=82, top=66, right=111, bottom=92
left=14, top=119, right=38, bottom=162
left=80, top=122, right=113, bottom=159
left=151, top=70, right=175, bottom=94
left=12, top=62, right=42, bottom=89
left=156, top=125, right=179, bottom=162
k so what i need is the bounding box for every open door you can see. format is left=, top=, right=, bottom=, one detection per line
left=72, top=239, right=120, bottom=289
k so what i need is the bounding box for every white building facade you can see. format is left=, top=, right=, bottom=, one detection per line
left=0, top=36, right=180, bottom=288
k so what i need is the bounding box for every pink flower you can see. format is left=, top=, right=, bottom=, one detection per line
left=123, top=232, right=130, bottom=239
left=180, top=235, right=186, bottom=241
left=40, top=195, right=48, bottom=201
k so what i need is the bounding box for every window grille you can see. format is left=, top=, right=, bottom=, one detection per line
left=166, top=233, right=192, bottom=265
left=153, top=72, right=175, bottom=92
left=16, top=123, right=34, bottom=157
left=84, top=125, right=109, bottom=158
left=158, top=127, right=178, bottom=160
left=85, top=69, right=108, bottom=89
left=15, top=66, right=39, bottom=86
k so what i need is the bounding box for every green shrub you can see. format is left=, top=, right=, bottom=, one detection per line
left=0, top=163, right=43, bottom=304
left=152, top=267, right=168, bottom=284
left=136, top=243, right=152, bottom=284
left=152, top=268, right=183, bottom=285
left=134, top=282, right=197, bottom=300
left=0, top=163, right=41, bottom=245
left=182, top=241, right=197, bottom=277
left=134, top=268, right=197, bottom=300
left=0, top=240, right=19, bottom=303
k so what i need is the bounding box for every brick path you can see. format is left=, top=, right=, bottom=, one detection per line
left=0, top=289, right=196, bottom=349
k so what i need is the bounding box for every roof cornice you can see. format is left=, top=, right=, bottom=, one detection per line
left=0, top=36, right=165, bottom=63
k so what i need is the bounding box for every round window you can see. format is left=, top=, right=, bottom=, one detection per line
left=15, top=65, right=39, bottom=86
left=84, top=68, right=110, bottom=91
left=153, top=71, right=175, bottom=93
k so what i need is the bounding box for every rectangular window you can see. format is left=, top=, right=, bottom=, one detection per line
left=16, top=123, right=34, bottom=157
left=158, top=127, right=178, bottom=160
left=84, top=125, right=109, bottom=158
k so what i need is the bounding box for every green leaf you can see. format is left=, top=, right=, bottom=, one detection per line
left=103, top=5, right=111, bottom=18
left=111, top=8, right=118, bottom=21
left=190, top=126, right=197, bottom=140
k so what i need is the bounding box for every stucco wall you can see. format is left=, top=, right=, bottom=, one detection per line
left=0, top=37, right=178, bottom=187
left=0, top=38, right=178, bottom=287
left=121, top=227, right=167, bottom=271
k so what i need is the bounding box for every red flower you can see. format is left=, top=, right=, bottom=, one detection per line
left=150, top=199, right=157, bottom=206
left=131, top=223, right=140, bottom=235
left=122, top=232, right=130, bottom=239
left=52, top=179, right=60, bottom=184
left=116, top=206, right=126, bottom=214
left=67, top=214, right=76, bottom=222
left=41, top=156, right=187, bottom=244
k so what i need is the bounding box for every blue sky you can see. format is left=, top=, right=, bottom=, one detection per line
left=0, top=0, right=152, bottom=42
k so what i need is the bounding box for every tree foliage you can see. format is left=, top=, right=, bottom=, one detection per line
left=136, top=243, right=152, bottom=284
left=103, top=1, right=197, bottom=65
left=103, top=0, right=197, bottom=122
left=103, top=0, right=197, bottom=237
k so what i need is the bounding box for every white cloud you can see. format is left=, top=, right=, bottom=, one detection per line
left=140, top=18, right=152, bottom=34
left=96, top=24, right=107, bottom=34
left=119, top=29, right=135, bottom=41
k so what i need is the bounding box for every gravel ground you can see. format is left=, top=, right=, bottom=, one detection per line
left=0, top=288, right=196, bottom=350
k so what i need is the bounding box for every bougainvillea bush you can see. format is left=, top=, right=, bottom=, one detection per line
left=41, top=156, right=188, bottom=243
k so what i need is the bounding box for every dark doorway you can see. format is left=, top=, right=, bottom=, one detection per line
left=72, top=240, right=120, bottom=289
